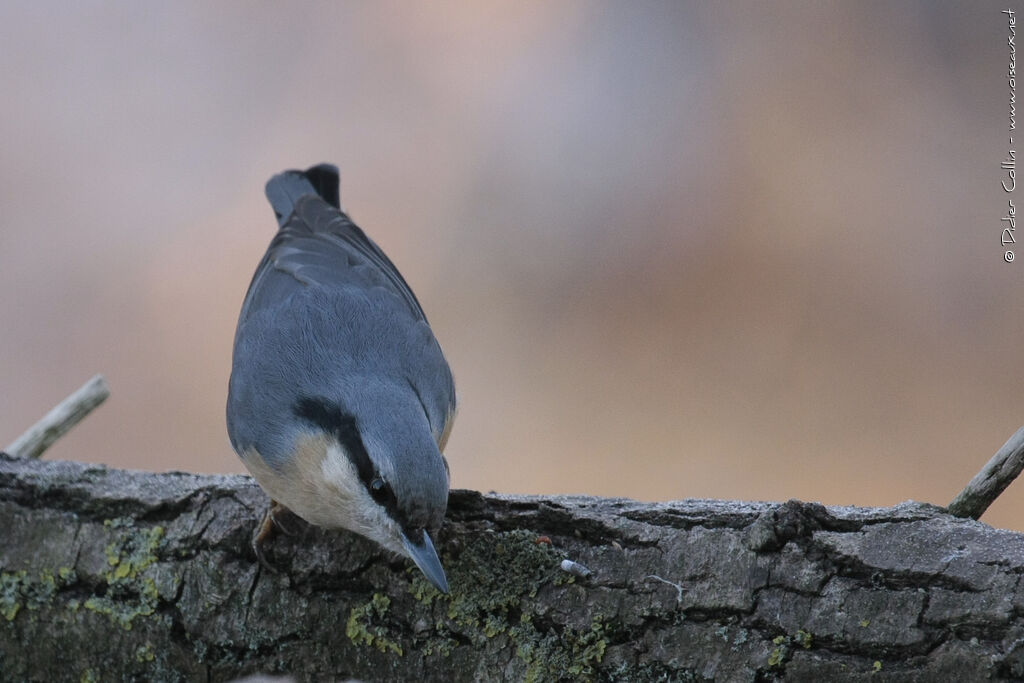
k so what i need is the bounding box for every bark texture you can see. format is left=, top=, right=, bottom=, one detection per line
left=1, top=453, right=1024, bottom=682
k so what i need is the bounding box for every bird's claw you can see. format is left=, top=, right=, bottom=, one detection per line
left=251, top=501, right=296, bottom=573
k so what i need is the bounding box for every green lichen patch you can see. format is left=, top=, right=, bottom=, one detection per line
left=795, top=628, right=813, bottom=649
left=415, top=529, right=563, bottom=634
left=768, top=635, right=787, bottom=668
left=135, top=642, right=156, bottom=663
left=0, top=571, right=26, bottom=621
left=83, top=577, right=160, bottom=630
left=421, top=633, right=458, bottom=658
left=83, top=521, right=165, bottom=630
left=347, top=593, right=403, bottom=656
left=513, top=617, right=608, bottom=683
left=766, top=629, right=815, bottom=671
left=0, top=567, right=79, bottom=621
left=103, top=520, right=164, bottom=581
left=409, top=529, right=609, bottom=678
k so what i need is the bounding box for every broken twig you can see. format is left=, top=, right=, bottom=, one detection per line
left=947, top=424, right=1024, bottom=520
left=3, top=374, right=110, bottom=459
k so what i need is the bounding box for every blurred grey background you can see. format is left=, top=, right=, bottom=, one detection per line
left=3, top=2, right=1024, bottom=529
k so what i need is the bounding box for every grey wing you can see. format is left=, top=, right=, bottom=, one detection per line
left=237, top=195, right=429, bottom=331
left=235, top=193, right=457, bottom=449
left=404, top=318, right=458, bottom=452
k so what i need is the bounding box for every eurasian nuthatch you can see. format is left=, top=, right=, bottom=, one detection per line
left=226, top=164, right=455, bottom=592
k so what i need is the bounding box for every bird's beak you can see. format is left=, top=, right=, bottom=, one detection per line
left=402, top=529, right=449, bottom=594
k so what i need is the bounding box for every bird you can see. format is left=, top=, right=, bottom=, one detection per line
left=226, top=164, right=456, bottom=593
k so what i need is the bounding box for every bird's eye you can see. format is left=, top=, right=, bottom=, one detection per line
left=369, top=476, right=390, bottom=503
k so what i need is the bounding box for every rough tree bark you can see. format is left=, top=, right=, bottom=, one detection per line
left=2, top=453, right=1024, bottom=682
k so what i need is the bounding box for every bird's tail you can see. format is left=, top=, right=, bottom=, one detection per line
left=265, top=163, right=340, bottom=226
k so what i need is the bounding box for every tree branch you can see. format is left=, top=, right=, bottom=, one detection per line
left=2, top=454, right=1023, bottom=681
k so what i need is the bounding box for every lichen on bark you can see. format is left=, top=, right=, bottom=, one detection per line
left=2, top=454, right=1024, bottom=681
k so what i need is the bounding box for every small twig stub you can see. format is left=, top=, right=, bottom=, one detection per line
left=947, top=425, right=1024, bottom=520
left=4, top=374, right=110, bottom=460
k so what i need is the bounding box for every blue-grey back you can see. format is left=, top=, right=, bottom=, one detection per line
left=227, top=190, right=455, bottom=466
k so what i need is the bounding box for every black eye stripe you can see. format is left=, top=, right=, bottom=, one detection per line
left=293, top=396, right=403, bottom=521
left=293, top=396, right=374, bottom=487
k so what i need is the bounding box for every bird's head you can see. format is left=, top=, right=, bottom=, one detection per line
left=291, top=391, right=450, bottom=593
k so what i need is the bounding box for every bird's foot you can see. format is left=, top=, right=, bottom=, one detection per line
left=252, top=500, right=298, bottom=572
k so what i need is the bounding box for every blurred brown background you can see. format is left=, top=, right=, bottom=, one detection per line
left=3, top=2, right=1023, bottom=529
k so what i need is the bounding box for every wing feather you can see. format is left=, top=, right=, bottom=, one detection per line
left=234, top=189, right=456, bottom=449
